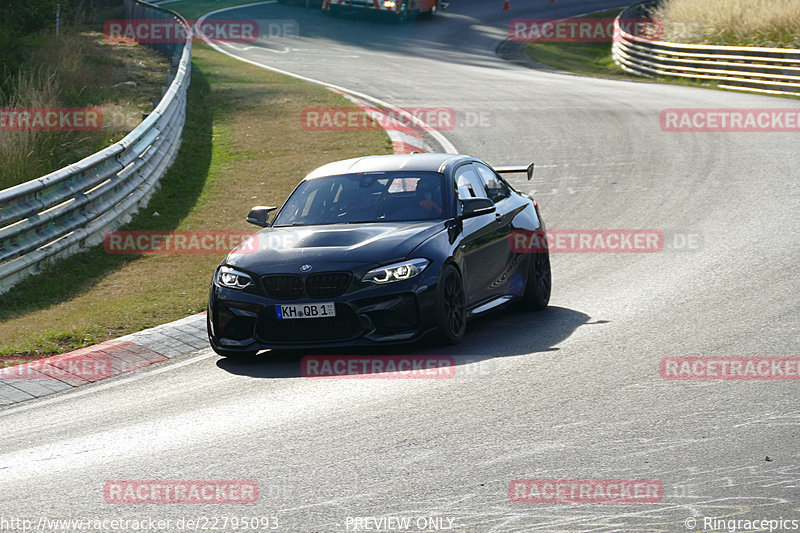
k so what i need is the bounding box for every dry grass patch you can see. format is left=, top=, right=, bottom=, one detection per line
left=0, top=30, right=169, bottom=189
left=651, top=0, right=800, bottom=48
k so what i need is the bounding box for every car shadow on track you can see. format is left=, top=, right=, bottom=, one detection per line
left=216, top=305, right=592, bottom=378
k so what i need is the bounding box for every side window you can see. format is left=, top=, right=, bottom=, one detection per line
left=474, top=163, right=510, bottom=202
left=454, top=165, right=487, bottom=200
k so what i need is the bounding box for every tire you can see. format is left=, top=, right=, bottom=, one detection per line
left=434, top=264, right=467, bottom=344
left=520, top=249, right=551, bottom=311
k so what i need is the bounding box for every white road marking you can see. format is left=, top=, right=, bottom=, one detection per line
left=195, top=1, right=459, bottom=154
left=222, top=41, right=291, bottom=53
left=0, top=351, right=216, bottom=418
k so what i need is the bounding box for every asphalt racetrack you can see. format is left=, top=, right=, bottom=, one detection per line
left=1, top=1, right=798, bottom=531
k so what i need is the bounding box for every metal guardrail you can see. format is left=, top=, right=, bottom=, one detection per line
left=612, top=1, right=800, bottom=97
left=0, top=0, right=192, bottom=294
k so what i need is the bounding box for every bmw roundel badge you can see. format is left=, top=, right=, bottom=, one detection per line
left=300, top=264, right=312, bottom=272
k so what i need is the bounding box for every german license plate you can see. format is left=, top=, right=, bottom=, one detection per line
left=275, top=302, right=336, bottom=319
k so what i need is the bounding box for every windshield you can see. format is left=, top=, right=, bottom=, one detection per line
left=273, top=171, right=446, bottom=226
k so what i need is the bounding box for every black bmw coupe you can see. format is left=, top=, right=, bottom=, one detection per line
left=207, top=153, right=551, bottom=357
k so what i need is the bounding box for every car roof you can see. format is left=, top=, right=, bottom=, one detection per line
left=303, top=153, right=475, bottom=179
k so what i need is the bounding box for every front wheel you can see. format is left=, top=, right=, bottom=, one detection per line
left=434, top=265, right=467, bottom=344
left=520, top=250, right=551, bottom=310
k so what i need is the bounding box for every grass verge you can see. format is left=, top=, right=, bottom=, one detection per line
left=524, top=8, right=800, bottom=98
left=524, top=10, right=647, bottom=80
left=0, top=43, right=391, bottom=358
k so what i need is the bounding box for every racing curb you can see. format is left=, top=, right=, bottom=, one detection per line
left=0, top=313, right=208, bottom=406
left=334, top=90, right=435, bottom=154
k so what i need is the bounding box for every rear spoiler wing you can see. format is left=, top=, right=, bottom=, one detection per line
left=494, top=163, right=534, bottom=181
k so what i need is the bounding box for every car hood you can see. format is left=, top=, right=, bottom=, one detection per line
left=225, top=221, right=445, bottom=273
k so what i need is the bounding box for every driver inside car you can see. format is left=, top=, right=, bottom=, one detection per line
left=416, top=177, right=442, bottom=216
left=333, top=179, right=369, bottom=219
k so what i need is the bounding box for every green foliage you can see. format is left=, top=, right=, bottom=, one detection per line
left=0, top=0, right=122, bottom=75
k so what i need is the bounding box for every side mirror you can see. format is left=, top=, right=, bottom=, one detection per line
left=246, top=206, right=277, bottom=227
left=460, top=197, right=495, bottom=219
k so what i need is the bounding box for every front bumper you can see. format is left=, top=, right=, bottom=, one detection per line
left=208, top=273, right=439, bottom=352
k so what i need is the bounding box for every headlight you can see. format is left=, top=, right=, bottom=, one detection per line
left=216, top=266, right=253, bottom=289
left=362, top=258, right=430, bottom=284
left=383, top=0, right=396, bottom=7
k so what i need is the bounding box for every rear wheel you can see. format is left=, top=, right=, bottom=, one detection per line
left=520, top=250, right=551, bottom=310
left=434, top=265, right=467, bottom=344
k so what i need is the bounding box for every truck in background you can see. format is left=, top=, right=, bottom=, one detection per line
left=322, top=0, right=441, bottom=22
